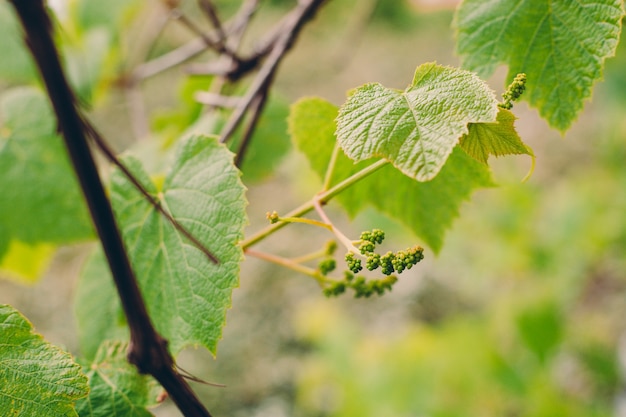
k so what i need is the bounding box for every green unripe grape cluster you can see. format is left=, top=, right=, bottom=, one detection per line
left=500, top=73, right=527, bottom=110
left=345, top=252, right=363, bottom=273
left=318, top=258, right=336, bottom=275
left=360, top=229, right=385, bottom=245
left=326, top=228, right=425, bottom=298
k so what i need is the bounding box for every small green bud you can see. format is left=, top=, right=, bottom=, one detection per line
left=359, top=240, right=375, bottom=254
left=318, top=258, right=336, bottom=275
left=344, top=270, right=355, bottom=282
left=366, top=253, right=381, bottom=271
left=266, top=211, right=280, bottom=224
left=324, top=240, right=338, bottom=256
left=500, top=73, right=527, bottom=110
left=323, top=281, right=346, bottom=297
left=369, top=229, right=385, bottom=244
left=380, top=251, right=395, bottom=275
left=345, top=252, right=363, bottom=273
left=359, top=229, right=385, bottom=245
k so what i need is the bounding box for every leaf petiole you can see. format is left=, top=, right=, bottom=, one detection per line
left=241, top=159, right=389, bottom=249
left=322, top=142, right=341, bottom=191
left=244, top=248, right=332, bottom=286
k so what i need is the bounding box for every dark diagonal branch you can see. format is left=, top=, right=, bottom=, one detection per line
left=8, top=2, right=212, bottom=416
left=198, top=0, right=227, bottom=44
left=234, top=82, right=270, bottom=167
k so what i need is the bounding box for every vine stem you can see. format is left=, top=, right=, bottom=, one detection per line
left=245, top=248, right=329, bottom=286
left=241, top=159, right=389, bottom=249
left=275, top=216, right=332, bottom=230
left=322, top=142, right=342, bottom=191
left=8, top=2, right=212, bottom=416
left=313, top=199, right=362, bottom=255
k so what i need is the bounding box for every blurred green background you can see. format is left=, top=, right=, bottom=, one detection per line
left=1, top=0, right=626, bottom=416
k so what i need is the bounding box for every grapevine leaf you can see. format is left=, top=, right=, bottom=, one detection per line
left=336, top=62, right=498, bottom=181
left=454, top=0, right=624, bottom=132
left=229, top=97, right=292, bottom=182
left=0, top=240, right=56, bottom=284
left=75, top=341, right=162, bottom=417
left=75, top=248, right=129, bottom=360
left=0, top=88, right=93, bottom=272
left=0, top=304, right=89, bottom=416
left=109, top=135, right=247, bottom=354
left=74, top=0, right=142, bottom=35
left=460, top=108, right=533, bottom=164
left=289, top=98, right=493, bottom=253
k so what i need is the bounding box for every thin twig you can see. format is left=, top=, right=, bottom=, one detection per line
left=219, top=0, right=328, bottom=143
left=224, top=0, right=261, bottom=41
left=241, top=159, right=390, bottom=250
left=245, top=248, right=328, bottom=286
left=313, top=199, right=362, bottom=255
left=198, top=0, right=227, bottom=44
left=82, top=122, right=219, bottom=264
left=133, top=38, right=208, bottom=81
left=234, top=83, right=269, bottom=167
left=8, top=2, right=214, bottom=416
left=169, top=7, right=238, bottom=59
left=124, top=82, right=150, bottom=139
left=194, top=91, right=241, bottom=108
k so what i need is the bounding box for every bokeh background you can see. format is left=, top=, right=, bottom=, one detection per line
left=2, top=0, right=626, bottom=416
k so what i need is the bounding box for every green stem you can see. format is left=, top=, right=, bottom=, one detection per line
left=278, top=216, right=332, bottom=230
left=240, top=159, right=389, bottom=249
left=245, top=248, right=330, bottom=286
left=322, top=142, right=341, bottom=191
left=313, top=199, right=362, bottom=256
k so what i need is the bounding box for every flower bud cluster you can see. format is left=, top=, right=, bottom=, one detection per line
left=500, top=73, right=527, bottom=110
left=325, top=228, right=425, bottom=298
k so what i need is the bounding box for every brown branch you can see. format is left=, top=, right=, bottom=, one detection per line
left=218, top=0, right=329, bottom=143
left=8, top=2, right=213, bottom=416
left=234, top=84, right=269, bottom=167
left=198, top=0, right=227, bottom=44
left=166, top=3, right=238, bottom=60
left=133, top=38, right=208, bottom=81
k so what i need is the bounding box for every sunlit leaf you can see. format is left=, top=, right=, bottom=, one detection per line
left=109, top=135, right=247, bottom=354
left=75, top=248, right=129, bottom=360
left=455, top=0, right=624, bottom=131
left=460, top=108, right=533, bottom=164
left=76, top=341, right=162, bottom=417
left=290, top=97, right=493, bottom=253
left=336, top=62, right=498, bottom=181
left=0, top=88, right=93, bottom=268
left=0, top=304, right=89, bottom=416
left=0, top=240, right=56, bottom=284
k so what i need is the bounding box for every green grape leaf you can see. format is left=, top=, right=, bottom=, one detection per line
left=290, top=98, right=493, bottom=253
left=336, top=62, right=498, bottom=181
left=0, top=240, right=56, bottom=284
left=460, top=108, right=533, bottom=164
left=76, top=341, right=162, bottom=417
left=454, top=0, right=624, bottom=132
left=0, top=3, right=37, bottom=82
left=0, top=304, right=89, bottom=416
left=109, top=135, right=247, bottom=354
left=229, top=96, right=292, bottom=182
left=0, top=88, right=93, bottom=268
left=74, top=0, right=142, bottom=34
left=516, top=301, right=563, bottom=363
left=75, top=248, right=129, bottom=360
